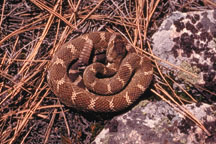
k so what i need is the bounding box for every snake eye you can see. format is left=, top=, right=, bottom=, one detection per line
left=115, top=42, right=125, bottom=55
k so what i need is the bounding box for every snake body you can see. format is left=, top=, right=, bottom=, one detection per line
left=47, top=32, right=153, bottom=112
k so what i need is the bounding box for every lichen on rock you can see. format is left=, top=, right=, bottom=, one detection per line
left=152, top=10, right=216, bottom=95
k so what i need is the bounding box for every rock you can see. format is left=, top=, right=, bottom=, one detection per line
left=92, top=101, right=216, bottom=144
left=152, top=10, right=216, bottom=93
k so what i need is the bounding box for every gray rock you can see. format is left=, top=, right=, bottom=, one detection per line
left=92, top=101, right=216, bottom=144
left=152, top=10, right=216, bottom=91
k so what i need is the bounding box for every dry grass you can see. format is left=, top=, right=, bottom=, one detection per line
left=0, top=0, right=215, bottom=143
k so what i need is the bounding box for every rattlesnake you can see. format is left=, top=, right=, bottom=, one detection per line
left=47, top=32, right=153, bottom=112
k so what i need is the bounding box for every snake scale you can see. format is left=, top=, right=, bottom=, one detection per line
left=47, top=32, right=153, bottom=112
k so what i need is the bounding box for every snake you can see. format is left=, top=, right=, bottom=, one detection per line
left=47, top=32, right=153, bottom=112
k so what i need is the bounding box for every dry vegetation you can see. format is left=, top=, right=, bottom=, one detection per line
left=0, top=0, right=215, bottom=143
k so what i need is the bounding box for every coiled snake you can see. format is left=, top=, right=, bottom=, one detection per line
left=47, top=32, right=153, bottom=112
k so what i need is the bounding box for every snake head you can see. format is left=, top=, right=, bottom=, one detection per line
left=106, top=34, right=127, bottom=63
